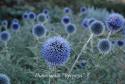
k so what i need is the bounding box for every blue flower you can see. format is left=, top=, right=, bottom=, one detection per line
left=0, top=73, right=10, bottom=84
left=0, top=31, right=11, bottom=42
left=81, top=18, right=89, bottom=28
left=97, top=39, right=112, bottom=54
left=43, top=8, right=49, bottom=15
left=29, top=11, right=36, bottom=20
left=32, top=23, right=46, bottom=38
left=116, top=40, right=125, bottom=47
left=106, top=13, right=125, bottom=32
left=63, top=7, right=72, bottom=14
left=89, top=20, right=105, bottom=36
left=1, top=20, right=8, bottom=27
left=12, top=18, right=19, bottom=23
left=37, top=13, right=48, bottom=23
left=22, top=11, right=29, bottom=20
left=80, top=6, right=87, bottom=14
left=65, top=23, right=76, bottom=34
left=41, top=36, right=71, bottom=66
left=11, top=22, right=20, bottom=32
left=61, top=16, right=71, bottom=26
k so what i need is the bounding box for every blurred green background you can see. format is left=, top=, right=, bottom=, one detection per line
left=0, top=0, right=125, bottom=20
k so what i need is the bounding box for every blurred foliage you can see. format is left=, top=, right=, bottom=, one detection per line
left=0, top=0, right=125, bottom=21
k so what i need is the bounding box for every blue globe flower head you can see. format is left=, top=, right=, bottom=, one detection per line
left=81, top=18, right=89, bottom=29
left=29, top=11, right=36, bottom=20
left=43, top=8, right=49, bottom=15
left=32, top=23, right=46, bottom=38
left=80, top=6, right=87, bottom=14
left=97, top=39, right=112, bottom=54
left=0, top=31, right=11, bottom=42
left=61, top=15, right=71, bottom=26
left=11, top=22, right=20, bottom=32
left=37, top=13, right=48, bottom=23
left=0, top=73, right=10, bottom=84
left=89, top=20, right=105, bottom=36
left=116, top=40, right=125, bottom=47
left=22, top=11, right=29, bottom=20
left=1, top=20, right=8, bottom=27
left=65, top=23, right=76, bottom=34
left=81, top=18, right=96, bottom=29
left=63, top=7, right=72, bottom=14
left=111, top=40, right=116, bottom=45
left=12, top=18, right=19, bottom=23
left=106, top=13, right=125, bottom=32
left=41, top=36, right=71, bottom=66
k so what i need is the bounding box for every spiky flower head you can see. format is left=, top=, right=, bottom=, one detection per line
left=116, top=40, right=125, bottom=47
left=106, top=13, right=125, bottom=32
left=65, top=23, right=76, bottom=34
left=81, top=18, right=95, bottom=29
left=89, top=20, right=105, bottom=36
left=41, top=36, right=71, bottom=66
left=43, top=8, right=49, bottom=15
left=1, top=20, right=8, bottom=27
left=0, top=73, right=10, bottom=84
left=22, top=11, right=29, bottom=20
left=63, top=7, right=72, bottom=14
left=80, top=6, right=87, bottom=14
left=32, top=23, right=46, bottom=38
left=37, top=13, right=48, bottom=23
left=28, top=11, right=36, bottom=20
left=11, top=21, right=20, bottom=32
left=0, top=31, right=11, bottom=42
left=61, top=15, right=71, bottom=26
left=97, top=39, right=112, bottom=54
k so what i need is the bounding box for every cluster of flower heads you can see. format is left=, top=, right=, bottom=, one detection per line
left=61, top=7, right=77, bottom=34
left=22, top=9, right=49, bottom=22
left=80, top=11, right=125, bottom=54
left=0, top=7, right=125, bottom=74
left=106, top=13, right=125, bottom=32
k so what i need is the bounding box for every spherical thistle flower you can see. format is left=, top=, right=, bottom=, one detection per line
left=41, top=36, right=71, bottom=66
left=111, top=40, right=115, bottom=45
left=43, top=8, right=49, bottom=15
left=0, top=31, right=11, bottom=42
left=61, top=15, right=71, bottom=26
left=37, top=13, right=48, bottom=23
left=12, top=18, right=19, bottom=23
left=22, top=11, right=29, bottom=20
left=28, top=11, right=36, bottom=20
left=1, top=20, right=8, bottom=27
left=32, top=23, right=46, bottom=38
left=11, top=22, right=20, bottom=32
left=81, top=18, right=89, bottom=28
left=106, top=13, right=125, bottom=32
left=0, top=73, right=10, bottom=84
left=116, top=40, right=125, bottom=47
left=80, top=6, right=87, bottom=14
left=89, top=20, right=105, bottom=36
left=81, top=18, right=96, bottom=29
left=97, top=39, right=112, bottom=54
left=65, top=23, right=76, bottom=34
left=63, top=7, right=72, bottom=14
